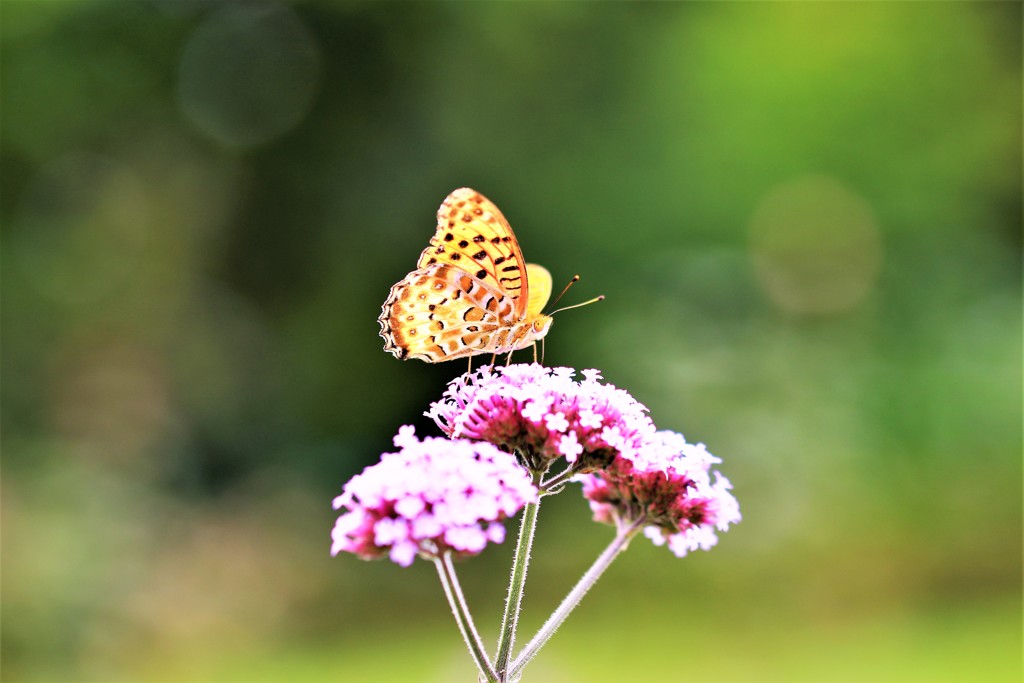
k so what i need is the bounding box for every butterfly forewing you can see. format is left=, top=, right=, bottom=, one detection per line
left=419, top=188, right=529, bottom=318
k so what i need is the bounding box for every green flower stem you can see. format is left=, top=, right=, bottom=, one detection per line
left=509, top=516, right=647, bottom=679
left=433, top=552, right=498, bottom=683
left=494, top=469, right=544, bottom=679
left=539, top=465, right=578, bottom=493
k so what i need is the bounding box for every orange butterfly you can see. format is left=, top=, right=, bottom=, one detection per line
left=379, top=188, right=554, bottom=363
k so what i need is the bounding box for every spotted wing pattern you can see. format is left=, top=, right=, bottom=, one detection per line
left=380, top=263, right=521, bottom=362
left=417, top=188, right=529, bottom=318
left=379, top=188, right=552, bottom=363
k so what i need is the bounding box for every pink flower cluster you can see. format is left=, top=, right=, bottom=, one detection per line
left=579, top=430, right=740, bottom=557
left=335, top=364, right=740, bottom=565
left=427, top=364, right=656, bottom=471
left=331, top=426, right=538, bottom=567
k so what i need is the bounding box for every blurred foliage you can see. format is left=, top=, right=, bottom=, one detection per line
left=1, top=1, right=1020, bottom=682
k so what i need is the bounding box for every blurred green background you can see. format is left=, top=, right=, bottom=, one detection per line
left=2, top=2, right=1020, bottom=682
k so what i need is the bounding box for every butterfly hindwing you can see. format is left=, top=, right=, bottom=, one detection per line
left=379, top=263, right=519, bottom=362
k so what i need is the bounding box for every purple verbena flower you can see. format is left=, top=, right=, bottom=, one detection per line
left=579, top=430, right=741, bottom=557
left=331, top=426, right=538, bottom=567
left=426, top=364, right=656, bottom=472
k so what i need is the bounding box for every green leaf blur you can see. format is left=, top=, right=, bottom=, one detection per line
left=2, top=1, right=1020, bottom=681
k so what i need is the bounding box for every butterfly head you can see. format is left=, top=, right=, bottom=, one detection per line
left=531, top=314, right=553, bottom=340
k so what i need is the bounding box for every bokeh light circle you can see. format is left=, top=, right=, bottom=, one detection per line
left=176, top=2, right=321, bottom=148
left=749, top=175, right=884, bottom=315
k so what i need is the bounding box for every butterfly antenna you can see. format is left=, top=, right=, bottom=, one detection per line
left=547, top=275, right=580, bottom=311
left=549, top=295, right=605, bottom=316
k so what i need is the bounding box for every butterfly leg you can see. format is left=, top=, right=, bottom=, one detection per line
left=505, top=350, right=515, bottom=366
left=489, top=352, right=498, bottom=369
left=468, top=356, right=473, bottom=374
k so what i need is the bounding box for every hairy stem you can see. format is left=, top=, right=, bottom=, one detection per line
left=494, top=469, right=544, bottom=679
left=509, top=516, right=647, bottom=679
left=434, top=552, right=498, bottom=683
left=539, top=465, right=578, bottom=493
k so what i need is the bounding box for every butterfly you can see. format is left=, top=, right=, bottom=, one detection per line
left=379, top=188, right=554, bottom=363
